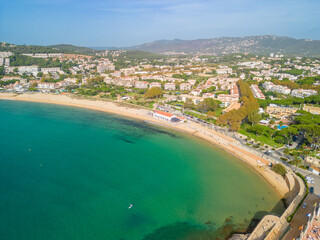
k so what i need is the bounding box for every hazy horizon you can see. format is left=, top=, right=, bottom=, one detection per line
left=2, top=34, right=320, bottom=49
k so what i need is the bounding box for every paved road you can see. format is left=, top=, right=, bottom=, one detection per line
left=283, top=193, right=320, bottom=240
left=294, top=168, right=320, bottom=195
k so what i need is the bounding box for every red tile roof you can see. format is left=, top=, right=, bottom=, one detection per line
left=155, top=111, right=174, bottom=117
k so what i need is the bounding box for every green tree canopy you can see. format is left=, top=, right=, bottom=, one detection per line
left=144, top=87, right=163, bottom=99
left=248, top=110, right=262, bottom=126
left=279, top=127, right=298, bottom=144
left=183, top=99, right=195, bottom=109
left=271, top=163, right=287, bottom=176
left=217, top=80, right=259, bottom=130
left=196, top=98, right=220, bottom=113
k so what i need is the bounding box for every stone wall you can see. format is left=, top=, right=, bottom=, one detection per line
left=247, top=172, right=306, bottom=240
left=265, top=174, right=306, bottom=239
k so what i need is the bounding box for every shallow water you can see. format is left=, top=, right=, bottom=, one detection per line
left=0, top=100, right=284, bottom=240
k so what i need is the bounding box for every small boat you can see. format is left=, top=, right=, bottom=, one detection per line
left=129, top=204, right=134, bottom=209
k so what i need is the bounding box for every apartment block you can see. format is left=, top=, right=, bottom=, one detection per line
left=291, top=89, right=318, bottom=98
left=180, top=83, right=192, bottom=91
left=303, top=105, right=320, bottom=115
left=250, top=84, right=266, bottom=99
left=266, top=104, right=298, bottom=118
left=135, top=81, right=148, bottom=89
left=164, top=82, right=176, bottom=90
left=262, top=81, right=291, bottom=95
left=149, top=82, right=162, bottom=88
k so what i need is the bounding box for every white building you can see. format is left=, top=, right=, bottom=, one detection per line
left=4, top=58, right=10, bottom=66
left=13, top=84, right=25, bottom=92
left=121, top=68, right=135, bottom=76
left=135, top=81, right=148, bottom=89
left=217, top=94, right=239, bottom=103
left=38, top=82, right=57, bottom=90
left=216, top=66, right=233, bottom=75
left=111, top=71, right=121, bottom=78
left=149, top=82, right=161, bottom=88
left=190, top=89, right=202, bottom=96
left=6, top=65, right=39, bottom=76
left=153, top=111, right=183, bottom=122
left=262, top=81, right=291, bottom=95
left=291, top=89, right=318, bottom=98
left=164, top=82, right=176, bottom=90
left=250, top=84, right=266, bottom=100
left=64, top=78, right=78, bottom=84
left=22, top=53, right=63, bottom=58
left=41, top=67, right=63, bottom=74
left=97, top=64, right=115, bottom=73
left=0, top=52, right=13, bottom=58
left=180, top=83, right=192, bottom=91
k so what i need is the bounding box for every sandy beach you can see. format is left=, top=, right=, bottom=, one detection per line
left=0, top=92, right=290, bottom=197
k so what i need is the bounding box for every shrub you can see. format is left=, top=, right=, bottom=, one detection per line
left=271, top=163, right=287, bottom=176
left=280, top=157, right=288, bottom=161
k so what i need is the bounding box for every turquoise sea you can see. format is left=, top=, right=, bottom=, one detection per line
left=0, top=100, right=285, bottom=240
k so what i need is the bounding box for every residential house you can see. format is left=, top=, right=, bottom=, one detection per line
left=266, top=104, right=298, bottom=118
left=217, top=94, right=239, bottom=103
left=135, top=81, right=148, bottom=89
left=164, top=82, right=176, bottom=91
left=6, top=65, right=39, bottom=76
left=180, top=83, right=192, bottom=91
left=262, top=81, right=291, bottom=95
left=121, top=68, right=135, bottom=76
left=250, top=84, right=266, bottom=99
left=41, top=67, right=63, bottom=74
left=291, top=89, right=318, bottom=98
left=38, top=82, right=57, bottom=90
left=303, top=105, right=320, bottom=115
left=64, top=78, right=78, bottom=85
left=190, top=89, right=202, bottom=96
left=97, top=64, right=115, bottom=73
left=149, top=82, right=161, bottom=88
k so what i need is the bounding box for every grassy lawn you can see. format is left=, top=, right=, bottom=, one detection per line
left=215, top=109, right=223, bottom=117
left=184, top=111, right=215, bottom=123
left=238, top=129, right=283, bottom=148
left=184, top=111, right=206, bottom=119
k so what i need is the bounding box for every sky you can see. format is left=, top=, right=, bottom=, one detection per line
left=1, top=0, right=320, bottom=47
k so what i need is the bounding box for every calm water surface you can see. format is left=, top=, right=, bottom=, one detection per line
left=0, top=100, right=285, bottom=240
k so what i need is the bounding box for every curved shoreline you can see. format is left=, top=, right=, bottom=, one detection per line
left=0, top=92, right=289, bottom=198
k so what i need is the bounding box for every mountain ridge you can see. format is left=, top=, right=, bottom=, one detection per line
left=126, top=35, right=320, bottom=56
left=48, top=44, right=101, bottom=54
left=3, top=35, right=320, bottom=56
